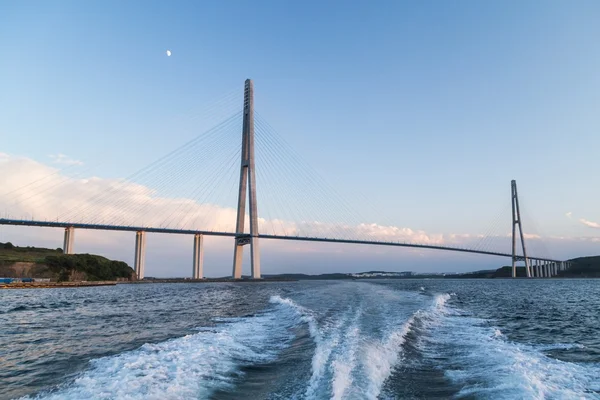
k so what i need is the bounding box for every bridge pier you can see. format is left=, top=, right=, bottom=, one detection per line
left=534, top=259, right=540, bottom=278
left=63, top=226, right=75, bottom=254
left=541, top=263, right=545, bottom=278
left=193, top=234, right=204, bottom=279
left=134, top=231, right=146, bottom=280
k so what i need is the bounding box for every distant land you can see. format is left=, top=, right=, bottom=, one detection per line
left=0, top=242, right=135, bottom=282
left=2, top=241, right=599, bottom=282
left=260, top=257, right=600, bottom=280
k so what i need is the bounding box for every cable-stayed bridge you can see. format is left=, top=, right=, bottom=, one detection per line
left=0, top=80, right=571, bottom=279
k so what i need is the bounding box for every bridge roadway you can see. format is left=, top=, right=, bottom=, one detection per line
left=0, top=218, right=561, bottom=263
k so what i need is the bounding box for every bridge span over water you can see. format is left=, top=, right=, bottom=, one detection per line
left=0, top=80, right=571, bottom=279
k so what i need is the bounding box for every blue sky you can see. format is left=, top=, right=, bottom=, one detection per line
left=1, top=1, right=599, bottom=275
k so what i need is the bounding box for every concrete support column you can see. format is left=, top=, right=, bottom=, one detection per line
left=193, top=234, right=204, bottom=279
left=535, top=260, right=540, bottom=278
left=232, top=240, right=244, bottom=279
left=250, top=236, right=261, bottom=279
left=134, top=231, right=146, bottom=280
left=63, top=226, right=75, bottom=254
left=543, top=263, right=548, bottom=278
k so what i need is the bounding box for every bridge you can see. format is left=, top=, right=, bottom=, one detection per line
left=0, top=80, right=571, bottom=279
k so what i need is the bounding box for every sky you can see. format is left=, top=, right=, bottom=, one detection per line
left=1, top=1, right=599, bottom=277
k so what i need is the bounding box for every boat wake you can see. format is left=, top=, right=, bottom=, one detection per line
left=23, top=298, right=307, bottom=400
left=21, top=282, right=600, bottom=400
left=415, top=292, right=600, bottom=399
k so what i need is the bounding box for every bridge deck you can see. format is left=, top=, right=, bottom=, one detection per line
left=0, top=218, right=560, bottom=262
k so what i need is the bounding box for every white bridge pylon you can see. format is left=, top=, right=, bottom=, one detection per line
left=231, top=79, right=261, bottom=279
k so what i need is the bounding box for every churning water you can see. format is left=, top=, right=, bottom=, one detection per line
left=1, top=279, right=599, bottom=399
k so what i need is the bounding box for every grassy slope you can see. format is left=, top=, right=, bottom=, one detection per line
left=0, top=242, right=134, bottom=281
left=0, top=243, right=62, bottom=263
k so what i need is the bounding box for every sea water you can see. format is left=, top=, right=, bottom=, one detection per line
left=1, top=279, right=599, bottom=399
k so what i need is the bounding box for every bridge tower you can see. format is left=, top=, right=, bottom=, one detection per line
left=232, top=79, right=261, bottom=279
left=511, top=180, right=531, bottom=278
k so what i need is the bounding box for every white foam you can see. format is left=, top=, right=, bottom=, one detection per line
left=421, top=298, right=600, bottom=399
left=361, top=315, right=415, bottom=399
left=433, top=293, right=451, bottom=309
left=330, top=309, right=362, bottom=400
left=304, top=309, right=348, bottom=399
left=270, top=295, right=320, bottom=341
left=25, top=299, right=307, bottom=400
left=275, top=285, right=435, bottom=400
left=269, top=295, right=341, bottom=399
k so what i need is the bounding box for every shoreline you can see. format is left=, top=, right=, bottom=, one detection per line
left=0, top=281, right=118, bottom=289
left=124, top=278, right=299, bottom=284
left=2, top=276, right=596, bottom=289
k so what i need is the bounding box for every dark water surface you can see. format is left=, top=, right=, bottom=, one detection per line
left=1, top=280, right=599, bottom=399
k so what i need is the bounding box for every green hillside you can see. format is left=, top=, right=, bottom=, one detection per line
left=0, top=241, right=62, bottom=263
left=0, top=242, right=135, bottom=281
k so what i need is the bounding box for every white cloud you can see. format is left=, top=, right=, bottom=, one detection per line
left=0, top=154, right=477, bottom=247
left=523, top=233, right=541, bottom=240
left=48, top=154, right=83, bottom=166
left=3, top=153, right=582, bottom=275
left=565, top=211, right=572, bottom=219
left=580, top=218, right=600, bottom=229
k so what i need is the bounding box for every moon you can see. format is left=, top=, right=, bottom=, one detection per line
left=166, top=50, right=172, bottom=57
